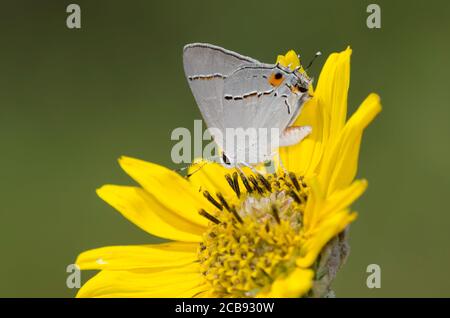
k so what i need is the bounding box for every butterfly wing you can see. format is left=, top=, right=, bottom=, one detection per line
left=183, top=43, right=308, bottom=165
left=221, top=65, right=303, bottom=162
left=222, top=65, right=296, bottom=130
left=183, top=43, right=260, bottom=141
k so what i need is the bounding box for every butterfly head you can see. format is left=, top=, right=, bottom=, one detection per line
left=274, top=49, right=316, bottom=96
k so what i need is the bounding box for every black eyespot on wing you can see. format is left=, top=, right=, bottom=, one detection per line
left=274, top=72, right=283, bottom=80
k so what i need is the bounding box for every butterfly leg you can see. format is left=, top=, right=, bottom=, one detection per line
left=268, top=150, right=287, bottom=174
left=176, top=155, right=221, bottom=178
left=237, top=161, right=261, bottom=175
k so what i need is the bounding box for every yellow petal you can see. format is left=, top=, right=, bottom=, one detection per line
left=297, top=210, right=357, bottom=268
left=316, top=179, right=367, bottom=223
left=280, top=97, right=325, bottom=175
left=258, top=268, right=314, bottom=298
left=276, top=50, right=301, bottom=70
left=76, top=263, right=207, bottom=298
left=315, top=47, right=352, bottom=139
left=187, top=159, right=235, bottom=198
left=119, top=156, right=210, bottom=227
left=76, top=242, right=198, bottom=270
left=277, top=50, right=300, bottom=70
left=300, top=179, right=362, bottom=268
left=97, top=185, right=204, bottom=242
left=189, top=159, right=259, bottom=200
left=281, top=48, right=353, bottom=177
left=302, top=175, right=324, bottom=232
left=320, top=93, right=381, bottom=194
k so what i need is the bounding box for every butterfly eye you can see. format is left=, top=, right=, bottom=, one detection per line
left=298, top=86, right=308, bottom=93
left=294, top=83, right=308, bottom=93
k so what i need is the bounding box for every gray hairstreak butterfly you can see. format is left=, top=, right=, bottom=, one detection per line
left=183, top=43, right=315, bottom=168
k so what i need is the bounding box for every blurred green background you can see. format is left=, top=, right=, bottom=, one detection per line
left=0, top=0, right=449, bottom=297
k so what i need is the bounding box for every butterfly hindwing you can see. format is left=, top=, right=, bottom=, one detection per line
left=220, top=65, right=302, bottom=162
left=183, top=43, right=259, bottom=132
left=222, top=64, right=297, bottom=132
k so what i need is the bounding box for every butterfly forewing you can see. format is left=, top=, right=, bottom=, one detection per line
left=222, top=64, right=294, bottom=131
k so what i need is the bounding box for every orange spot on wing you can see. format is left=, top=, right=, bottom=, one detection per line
left=268, top=73, right=284, bottom=87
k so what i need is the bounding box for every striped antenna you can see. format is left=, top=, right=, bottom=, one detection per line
left=305, top=51, right=322, bottom=71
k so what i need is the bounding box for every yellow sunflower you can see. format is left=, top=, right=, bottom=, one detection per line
left=75, top=47, right=381, bottom=298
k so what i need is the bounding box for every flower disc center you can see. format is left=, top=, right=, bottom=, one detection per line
left=197, top=171, right=309, bottom=297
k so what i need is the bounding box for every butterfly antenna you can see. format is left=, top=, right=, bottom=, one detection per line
left=185, top=161, right=208, bottom=178
left=305, top=51, right=322, bottom=71
left=174, top=155, right=221, bottom=178
left=173, top=161, right=206, bottom=179
left=238, top=161, right=260, bottom=175
left=174, top=162, right=196, bottom=174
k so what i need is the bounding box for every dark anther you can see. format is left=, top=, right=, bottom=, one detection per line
left=232, top=172, right=241, bottom=198
left=271, top=204, right=281, bottom=224
left=298, top=176, right=307, bottom=188
left=249, top=175, right=263, bottom=194
left=257, top=174, right=272, bottom=192
left=284, top=180, right=294, bottom=189
left=288, top=172, right=301, bottom=191
left=230, top=206, right=243, bottom=224
left=199, top=209, right=221, bottom=224
left=288, top=190, right=302, bottom=204
left=203, top=190, right=222, bottom=211
left=238, top=171, right=253, bottom=193
left=216, top=192, right=230, bottom=212
left=225, top=174, right=237, bottom=193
